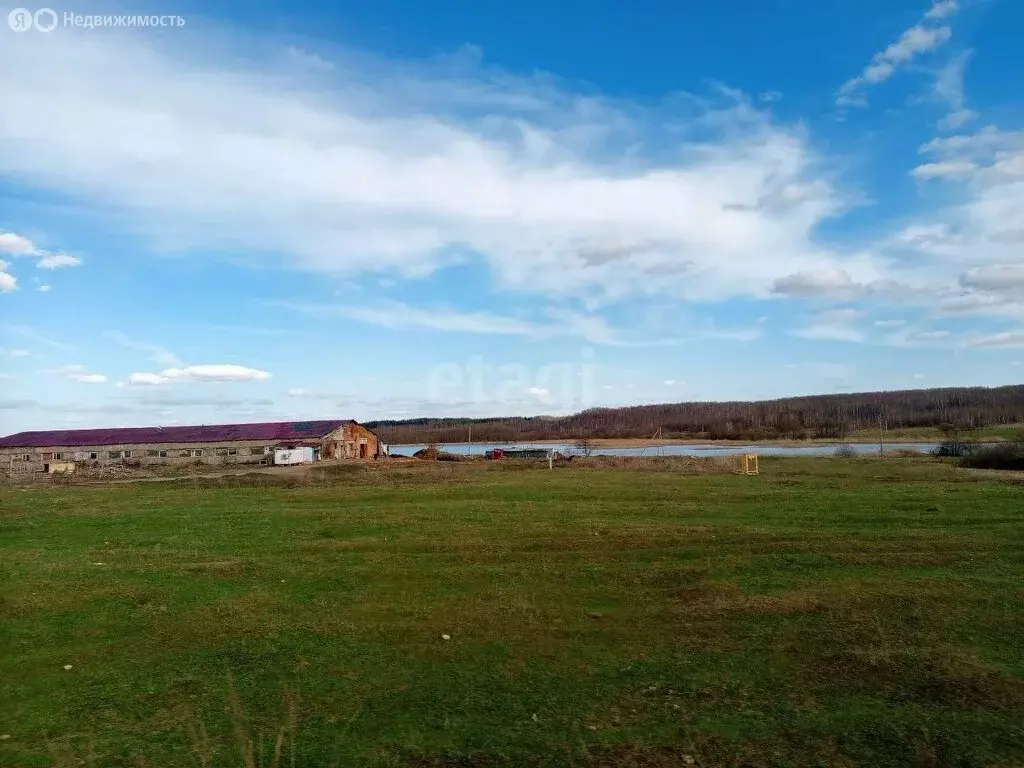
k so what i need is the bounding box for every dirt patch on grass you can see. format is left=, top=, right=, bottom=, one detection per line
left=304, top=537, right=382, bottom=552
left=809, top=650, right=1024, bottom=709
left=174, top=558, right=251, bottom=575
left=400, top=737, right=860, bottom=767
left=572, top=456, right=733, bottom=474
left=672, top=583, right=826, bottom=617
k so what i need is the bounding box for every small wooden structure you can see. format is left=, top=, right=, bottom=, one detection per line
left=736, top=453, right=759, bottom=475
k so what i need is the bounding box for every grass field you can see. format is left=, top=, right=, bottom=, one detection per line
left=1, top=458, right=1023, bottom=767
left=846, top=424, right=1024, bottom=443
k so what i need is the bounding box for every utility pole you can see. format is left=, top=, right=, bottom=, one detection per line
left=878, top=409, right=885, bottom=457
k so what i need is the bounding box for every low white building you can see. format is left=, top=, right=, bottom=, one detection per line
left=274, top=446, right=315, bottom=465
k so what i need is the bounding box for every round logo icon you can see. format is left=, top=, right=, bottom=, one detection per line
left=7, top=7, right=34, bottom=31
left=34, top=7, right=57, bottom=31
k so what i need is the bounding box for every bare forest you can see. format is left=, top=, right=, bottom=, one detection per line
left=368, top=385, right=1024, bottom=444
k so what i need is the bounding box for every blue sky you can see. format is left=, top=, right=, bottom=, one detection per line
left=1, top=0, right=1023, bottom=432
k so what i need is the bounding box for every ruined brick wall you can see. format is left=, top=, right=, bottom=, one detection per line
left=321, top=422, right=381, bottom=459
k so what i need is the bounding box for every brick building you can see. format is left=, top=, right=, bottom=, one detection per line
left=0, top=419, right=382, bottom=474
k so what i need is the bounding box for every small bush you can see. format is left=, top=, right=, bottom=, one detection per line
left=959, top=440, right=1024, bottom=471
left=934, top=440, right=975, bottom=458
left=834, top=445, right=857, bottom=459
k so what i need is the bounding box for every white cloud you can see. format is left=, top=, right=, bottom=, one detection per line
left=968, top=331, right=1024, bottom=348
left=897, top=127, right=1024, bottom=303
left=874, top=319, right=905, bottom=327
left=51, top=364, right=108, bottom=383
left=925, top=0, right=957, bottom=20
left=275, top=299, right=632, bottom=345
left=911, top=160, right=977, bottom=179
left=128, top=364, right=272, bottom=384
left=0, top=232, right=35, bottom=255
left=771, top=268, right=855, bottom=297
left=932, top=51, right=976, bottom=131
left=37, top=284, right=51, bottom=292
left=0, top=29, right=870, bottom=306
left=837, top=1, right=957, bottom=107
left=0, top=231, right=82, bottom=270
left=36, top=253, right=81, bottom=270
left=959, top=265, right=1024, bottom=292
left=0, top=271, right=15, bottom=293
left=127, top=372, right=166, bottom=386
left=939, top=109, right=977, bottom=131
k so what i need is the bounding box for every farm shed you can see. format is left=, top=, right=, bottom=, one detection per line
left=0, top=419, right=382, bottom=473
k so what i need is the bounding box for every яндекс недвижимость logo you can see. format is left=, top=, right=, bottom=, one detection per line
left=8, top=8, right=58, bottom=31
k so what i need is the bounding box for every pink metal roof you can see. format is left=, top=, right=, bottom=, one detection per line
left=0, top=420, right=351, bottom=449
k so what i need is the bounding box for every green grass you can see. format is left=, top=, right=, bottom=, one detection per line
left=1, top=458, right=1023, bottom=767
left=847, top=424, right=1024, bottom=442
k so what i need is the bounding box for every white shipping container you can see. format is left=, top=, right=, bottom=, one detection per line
left=274, top=447, right=314, bottom=465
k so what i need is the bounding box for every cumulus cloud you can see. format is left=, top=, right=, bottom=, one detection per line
left=36, top=253, right=82, bottom=270
left=897, top=127, right=1024, bottom=310
left=128, top=364, right=272, bottom=385
left=771, top=268, right=855, bottom=297
left=0, top=271, right=15, bottom=293
left=0, top=231, right=82, bottom=270
left=837, top=0, right=957, bottom=107
left=0, top=232, right=35, bottom=255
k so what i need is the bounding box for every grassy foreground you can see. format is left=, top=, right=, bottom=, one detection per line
left=1, top=459, right=1022, bottom=767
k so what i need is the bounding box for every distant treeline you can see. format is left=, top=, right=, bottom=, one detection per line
left=367, top=385, right=1024, bottom=444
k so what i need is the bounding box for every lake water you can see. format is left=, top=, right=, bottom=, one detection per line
left=388, top=442, right=940, bottom=458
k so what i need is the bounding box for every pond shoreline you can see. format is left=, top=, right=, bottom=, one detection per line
left=391, top=436, right=1004, bottom=451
